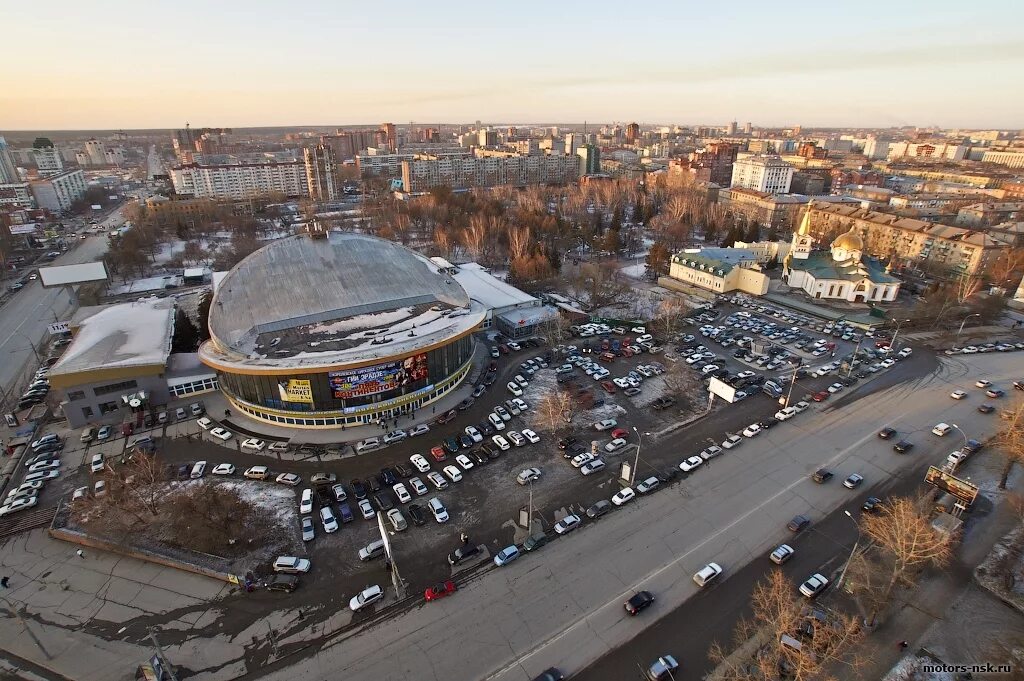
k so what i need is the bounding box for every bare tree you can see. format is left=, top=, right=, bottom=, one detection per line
left=859, top=495, right=955, bottom=625
left=535, top=315, right=573, bottom=347
left=653, top=296, right=690, bottom=339
left=955, top=271, right=984, bottom=304
left=508, top=226, right=532, bottom=262
left=533, top=390, right=578, bottom=433
left=565, top=262, right=631, bottom=312
left=164, top=481, right=276, bottom=554
left=709, top=570, right=866, bottom=681
left=995, top=398, right=1024, bottom=489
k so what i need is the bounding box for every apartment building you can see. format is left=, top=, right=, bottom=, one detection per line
left=730, top=155, right=794, bottom=194
left=955, top=202, right=1024, bottom=228
left=0, top=183, right=33, bottom=208
left=981, top=149, right=1024, bottom=169
left=805, top=202, right=1011, bottom=277
left=29, top=169, right=87, bottom=212
left=303, top=144, right=338, bottom=202
left=170, top=161, right=308, bottom=199
left=32, top=138, right=64, bottom=176
left=401, top=153, right=579, bottom=193
left=718, top=188, right=857, bottom=232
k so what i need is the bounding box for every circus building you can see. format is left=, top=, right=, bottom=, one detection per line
left=198, top=231, right=485, bottom=428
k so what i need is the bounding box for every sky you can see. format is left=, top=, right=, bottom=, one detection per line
left=2, top=0, right=1023, bottom=131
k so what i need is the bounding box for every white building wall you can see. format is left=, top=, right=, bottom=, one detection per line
left=171, top=162, right=309, bottom=199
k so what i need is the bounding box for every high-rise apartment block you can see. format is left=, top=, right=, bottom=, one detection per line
left=577, top=145, right=601, bottom=176
left=304, top=144, right=339, bottom=201
left=170, top=161, right=308, bottom=199
left=726, top=121, right=737, bottom=135
left=478, top=129, right=498, bottom=147
left=625, top=123, right=640, bottom=145
left=29, top=169, right=87, bottom=212
left=730, top=155, right=794, bottom=194
left=401, top=154, right=579, bottom=193
left=32, top=138, right=63, bottom=175
left=0, top=137, right=19, bottom=184
left=743, top=122, right=752, bottom=134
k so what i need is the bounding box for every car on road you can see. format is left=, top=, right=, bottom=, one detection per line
left=276, top=473, right=301, bottom=486
left=349, top=584, right=384, bottom=612
left=878, top=427, right=897, bottom=440
left=678, top=455, right=704, bottom=473
left=493, top=545, right=521, bottom=566
left=775, top=406, right=799, bottom=421
left=264, top=574, right=300, bottom=593
left=721, top=434, right=743, bottom=449
left=554, top=514, right=581, bottom=534
left=987, top=388, right=1005, bottom=398
left=932, top=422, right=952, bottom=436
left=636, top=476, right=660, bottom=494
left=273, top=556, right=311, bottom=573
left=862, top=496, right=882, bottom=513
left=240, top=438, right=265, bottom=452
left=812, top=469, right=833, bottom=483
left=97, top=425, right=113, bottom=441
left=893, top=439, right=915, bottom=453
left=612, top=487, right=636, bottom=506
left=586, top=500, right=612, bottom=518
left=799, top=573, right=829, bottom=598
left=843, top=473, right=864, bottom=489
left=976, top=379, right=992, bottom=388
left=978, top=404, right=996, bottom=414
left=624, top=590, right=655, bottom=616
left=700, top=445, right=724, bottom=460
left=950, top=390, right=967, bottom=400
left=742, top=423, right=762, bottom=437
left=210, top=427, right=232, bottom=441
left=517, top=468, right=542, bottom=485
left=408, top=424, right=430, bottom=437
left=424, top=580, right=457, bottom=602
left=593, top=419, right=617, bottom=431
left=770, top=544, right=795, bottom=565
left=693, top=562, right=723, bottom=587
left=787, top=514, right=811, bottom=532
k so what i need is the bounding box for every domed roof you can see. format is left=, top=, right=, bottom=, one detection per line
left=832, top=227, right=863, bottom=252
left=209, top=232, right=471, bottom=355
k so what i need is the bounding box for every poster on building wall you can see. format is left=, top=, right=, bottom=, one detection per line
left=277, top=379, right=313, bottom=404
left=328, top=354, right=428, bottom=399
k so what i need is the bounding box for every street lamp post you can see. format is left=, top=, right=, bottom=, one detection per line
left=889, top=318, right=911, bottom=352
left=836, top=510, right=861, bottom=591
left=956, top=313, right=982, bottom=345
left=951, top=423, right=970, bottom=450
left=630, top=426, right=643, bottom=486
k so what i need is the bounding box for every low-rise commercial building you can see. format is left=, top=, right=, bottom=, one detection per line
left=666, top=248, right=769, bottom=296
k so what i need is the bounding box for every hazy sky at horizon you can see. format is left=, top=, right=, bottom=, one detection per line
left=3, top=0, right=1023, bottom=130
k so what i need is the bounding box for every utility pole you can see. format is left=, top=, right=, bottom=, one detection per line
left=846, top=335, right=864, bottom=378
left=784, top=361, right=800, bottom=408
left=836, top=510, right=860, bottom=591
left=146, top=627, right=180, bottom=681
left=630, top=426, right=643, bottom=486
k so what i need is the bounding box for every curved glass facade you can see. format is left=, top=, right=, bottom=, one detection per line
left=217, top=336, right=473, bottom=421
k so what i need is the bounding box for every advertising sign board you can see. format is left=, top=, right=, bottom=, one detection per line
left=925, top=466, right=980, bottom=505
left=48, top=321, right=70, bottom=335
left=708, top=376, right=737, bottom=403
left=329, top=354, right=428, bottom=399
left=277, top=379, right=313, bottom=404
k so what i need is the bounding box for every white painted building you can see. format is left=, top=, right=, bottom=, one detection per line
left=981, top=149, right=1024, bottom=169
left=730, top=155, right=794, bottom=194
left=0, top=183, right=33, bottom=207
left=32, top=142, right=64, bottom=175
left=29, top=169, right=87, bottom=212
left=170, top=161, right=309, bottom=199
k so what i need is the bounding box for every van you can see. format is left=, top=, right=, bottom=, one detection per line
left=244, top=465, right=270, bottom=480
left=357, top=438, right=382, bottom=454
left=358, top=539, right=386, bottom=562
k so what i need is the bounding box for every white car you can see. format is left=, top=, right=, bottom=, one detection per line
left=514, top=374, right=529, bottom=387
left=212, top=463, right=236, bottom=476
left=793, top=401, right=810, bottom=413
left=0, top=495, right=38, bottom=517
left=580, top=459, right=606, bottom=475
left=349, top=585, right=384, bottom=612
left=522, top=428, right=540, bottom=444
left=604, top=438, right=628, bottom=453
left=442, top=465, right=463, bottom=483
left=408, top=424, right=430, bottom=437
left=358, top=498, right=375, bottom=519
left=299, top=489, right=314, bottom=514
left=383, top=430, right=407, bottom=444
left=196, top=417, right=213, bottom=430
left=428, top=497, right=448, bottom=523
left=975, top=379, right=992, bottom=388
left=426, top=471, right=448, bottom=490
left=613, top=377, right=631, bottom=389
left=464, top=426, right=483, bottom=443
left=512, top=398, right=529, bottom=412
left=932, top=423, right=952, bottom=436
left=701, top=364, right=719, bottom=375
left=507, top=382, right=523, bottom=397
left=742, top=424, right=762, bottom=438
left=488, top=413, right=506, bottom=430
left=693, top=562, right=723, bottom=587
left=516, top=468, right=542, bottom=485
left=273, top=556, right=311, bottom=573
left=736, top=370, right=755, bottom=379
left=492, top=434, right=510, bottom=451
left=393, top=483, right=411, bottom=504
left=571, top=452, right=596, bottom=468
left=240, top=437, right=265, bottom=452
left=268, top=441, right=290, bottom=452
left=210, top=427, right=232, bottom=441
left=301, top=516, right=315, bottom=542
left=679, top=456, right=703, bottom=473
left=827, top=383, right=844, bottom=394
left=950, top=390, right=967, bottom=400
left=89, top=453, right=105, bottom=474
left=494, top=406, right=512, bottom=421
left=721, top=434, right=742, bottom=449
left=408, top=477, right=428, bottom=496
left=611, top=487, right=636, bottom=506
left=320, top=506, right=339, bottom=533
left=276, top=473, right=302, bottom=486
left=594, top=419, right=618, bottom=431
left=799, top=573, right=829, bottom=598
left=410, top=454, right=431, bottom=473
left=774, top=407, right=799, bottom=421
left=554, top=514, right=581, bottom=534
left=700, top=445, right=724, bottom=460
left=454, top=454, right=474, bottom=471
left=506, top=431, right=526, bottom=447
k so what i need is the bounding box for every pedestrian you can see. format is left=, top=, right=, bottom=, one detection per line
left=297, top=609, right=304, bottom=621
left=460, top=532, right=469, bottom=545
left=76, top=549, right=85, bottom=558
left=898, top=640, right=909, bottom=649
left=1, top=576, right=9, bottom=588
left=432, top=406, right=435, bottom=414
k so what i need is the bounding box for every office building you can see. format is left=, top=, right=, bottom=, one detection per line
left=29, top=169, right=87, bottom=212
left=478, top=129, right=498, bottom=147
left=0, top=137, right=19, bottom=184
left=32, top=138, right=63, bottom=175
left=743, top=122, right=752, bottom=134
left=726, top=121, right=737, bottom=136
left=170, top=161, right=308, bottom=200
left=981, top=149, right=1024, bottom=169
left=625, top=123, right=640, bottom=145
left=303, top=144, right=339, bottom=202
left=730, top=155, right=794, bottom=194
left=577, top=145, right=602, bottom=176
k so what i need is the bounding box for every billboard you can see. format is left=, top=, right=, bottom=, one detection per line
left=277, top=379, right=313, bottom=404
left=8, top=224, right=37, bottom=235
left=329, top=354, right=428, bottom=399
left=39, top=261, right=108, bottom=287
left=925, top=466, right=980, bottom=505
left=708, top=376, right=737, bottom=403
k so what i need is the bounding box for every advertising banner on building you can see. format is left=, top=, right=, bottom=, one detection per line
left=277, top=379, right=313, bottom=404
left=925, top=466, right=980, bottom=505
left=329, top=354, right=428, bottom=399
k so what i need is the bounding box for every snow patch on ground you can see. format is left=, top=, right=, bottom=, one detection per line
left=619, top=263, right=648, bottom=280
left=882, top=655, right=956, bottom=681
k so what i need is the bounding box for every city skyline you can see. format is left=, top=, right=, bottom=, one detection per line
left=2, top=0, right=1023, bottom=130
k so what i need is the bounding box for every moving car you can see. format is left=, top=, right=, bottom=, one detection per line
left=811, top=469, right=833, bottom=483
left=349, top=584, right=384, bottom=612
left=950, top=390, right=967, bottom=400
left=843, top=473, right=864, bottom=489
left=799, top=573, right=829, bottom=598
left=424, top=580, right=457, bottom=602
left=878, top=427, right=897, bottom=440
left=624, top=590, right=655, bottom=616
left=517, top=468, right=542, bottom=485
left=894, top=439, right=914, bottom=453
left=787, top=514, right=811, bottom=532
left=932, top=423, right=952, bottom=436
left=693, top=562, right=723, bottom=587
left=646, top=656, right=679, bottom=681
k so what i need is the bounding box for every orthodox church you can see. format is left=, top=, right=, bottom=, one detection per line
left=783, top=209, right=900, bottom=303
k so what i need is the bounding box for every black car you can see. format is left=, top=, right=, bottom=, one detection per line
left=963, top=438, right=983, bottom=454
left=470, top=450, right=488, bottom=466
left=893, top=440, right=914, bottom=453
left=479, top=421, right=496, bottom=436
left=143, top=413, right=156, bottom=427
left=978, top=404, right=995, bottom=414
left=479, top=443, right=499, bottom=459
left=472, top=384, right=487, bottom=398
left=564, top=443, right=586, bottom=459
left=459, top=434, right=475, bottom=449
left=558, top=436, right=578, bottom=450
left=443, top=436, right=461, bottom=454
left=811, top=469, right=833, bottom=483
left=367, top=476, right=381, bottom=492
left=177, top=464, right=191, bottom=480
left=862, top=497, right=882, bottom=513
left=316, top=487, right=333, bottom=506
left=483, top=373, right=496, bottom=386
left=448, top=544, right=481, bottom=565
left=407, top=503, right=426, bottom=526
left=987, top=388, right=1006, bottom=398
left=1014, top=380, right=1024, bottom=391
left=379, top=467, right=398, bottom=486
left=393, top=462, right=413, bottom=478
left=878, top=427, right=897, bottom=440
left=624, top=590, right=655, bottom=616
left=787, top=514, right=811, bottom=532
left=587, top=500, right=612, bottom=518
left=264, top=574, right=299, bottom=593
left=373, top=492, right=394, bottom=512
left=350, top=478, right=367, bottom=500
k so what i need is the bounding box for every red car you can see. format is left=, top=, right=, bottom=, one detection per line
left=600, top=381, right=616, bottom=394
left=812, top=391, right=829, bottom=402
left=610, top=428, right=629, bottom=439
left=430, top=446, right=448, bottom=462
left=875, top=341, right=890, bottom=349
left=424, top=580, right=457, bottom=602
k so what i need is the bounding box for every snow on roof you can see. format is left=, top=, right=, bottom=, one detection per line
left=183, top=267, right=206, bottom=278
left=49, top=298, right=175, bottom=376
left=451, top=262, right=537, bottom=312
left=497, top=305, right=560, bottom=327
left=38, top=261, right=108, bottom=288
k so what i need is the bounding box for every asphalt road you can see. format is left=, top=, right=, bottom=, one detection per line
left=0, top=217, right=116, bottom=396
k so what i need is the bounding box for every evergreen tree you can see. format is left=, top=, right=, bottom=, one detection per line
left=171, top=308, right=201, bottom=352
left=196, top=293, right=213, bottom=341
